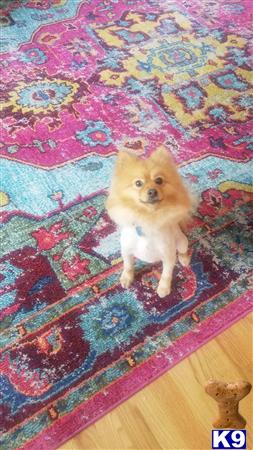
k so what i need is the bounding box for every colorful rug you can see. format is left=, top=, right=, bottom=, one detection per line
left=0, top=0, right=253, bottom=449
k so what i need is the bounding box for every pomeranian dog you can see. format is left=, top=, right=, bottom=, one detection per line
left=106, top=146, right=193, bottom=298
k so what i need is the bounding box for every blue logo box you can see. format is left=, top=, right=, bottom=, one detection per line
left=212, top=430, right=246, bottom=449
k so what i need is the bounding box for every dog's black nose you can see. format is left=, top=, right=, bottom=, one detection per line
left=147, top=188, right=158, bottom=199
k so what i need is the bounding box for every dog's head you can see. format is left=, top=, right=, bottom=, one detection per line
left=106, top=146, right=192, bottom=228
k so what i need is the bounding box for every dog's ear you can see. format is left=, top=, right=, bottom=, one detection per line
left=116, top=150, right=138, bottom=169
left=149, top=146, right=174, bottom=164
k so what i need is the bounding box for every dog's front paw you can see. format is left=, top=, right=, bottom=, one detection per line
left=157, top=281, right=171, bottom=298
left=120, top=270, right=134, bottom=289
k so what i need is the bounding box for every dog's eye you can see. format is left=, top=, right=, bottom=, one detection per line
left=135, top=180, right=143, bottom=187
left=155, top=177, right=163, bottom=185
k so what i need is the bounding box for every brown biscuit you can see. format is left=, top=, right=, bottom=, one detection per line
left=205, top=379, right=251, bottom=429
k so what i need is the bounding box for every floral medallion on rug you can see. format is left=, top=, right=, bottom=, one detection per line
left=0, top=0, right=252, bottom=449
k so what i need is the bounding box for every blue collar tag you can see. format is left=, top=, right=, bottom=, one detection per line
left=135, top=226, right=145, bottom=237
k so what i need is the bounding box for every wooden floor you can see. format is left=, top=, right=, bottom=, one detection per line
left=60, top=313, right=252, bottom=450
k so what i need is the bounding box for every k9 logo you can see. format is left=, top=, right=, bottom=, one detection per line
left=212, top=430, right=246, bottom=449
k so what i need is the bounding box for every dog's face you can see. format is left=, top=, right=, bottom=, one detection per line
left=106, top=146, right=191, bottom=227
left=123, top=162, right=170, bottom=208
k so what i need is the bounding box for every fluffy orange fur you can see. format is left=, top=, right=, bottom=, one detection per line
left=106, top=146, right=192, bottom=231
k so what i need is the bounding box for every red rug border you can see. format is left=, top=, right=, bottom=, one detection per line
left=21, top=291, right=253, bottom=450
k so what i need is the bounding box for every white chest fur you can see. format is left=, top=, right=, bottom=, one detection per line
left=120, top=225, right=178, bottom=264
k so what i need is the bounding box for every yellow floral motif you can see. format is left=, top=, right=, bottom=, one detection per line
left=96, top=11, right=192, bottom=49
left=95, top=10, right=252, bottom=132
left=100, top=34, right=246, bottom=87
left=163, top=68, right=252, bottom=128
left=95, top=11, right=246, bottom=86
left=3, top=78, right=79, bottom=115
